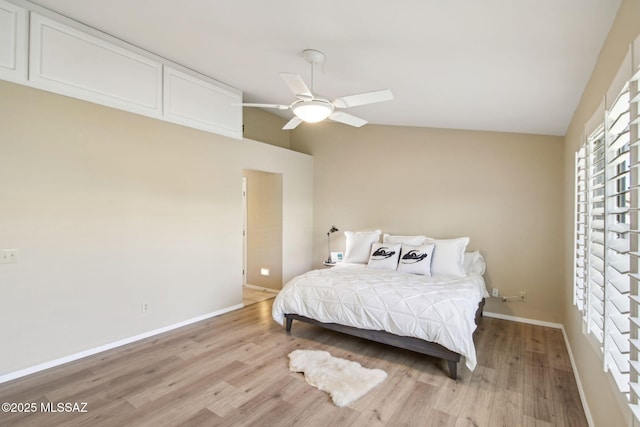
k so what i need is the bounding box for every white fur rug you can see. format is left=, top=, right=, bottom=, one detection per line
left=288, top=349, right=387, bottom=407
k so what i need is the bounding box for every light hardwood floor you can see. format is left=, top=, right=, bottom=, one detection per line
left=242, top=287, right=277, bottom=306
left=0, top=300, right=587, bottom=426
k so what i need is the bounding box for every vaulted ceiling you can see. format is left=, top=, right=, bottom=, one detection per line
left=32, top=0, right=621, bottom=136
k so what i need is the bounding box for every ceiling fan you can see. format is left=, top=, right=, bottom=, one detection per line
left=240, top=49, right=393, bottom=130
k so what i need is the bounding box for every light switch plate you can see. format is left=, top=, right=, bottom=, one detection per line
left=0, top=249, right=19, bottom=264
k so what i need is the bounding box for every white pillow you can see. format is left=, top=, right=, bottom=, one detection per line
left=397, top=243, right=435, bottom=275
left=463, top=251, right=486, bottom=275
left=343, top=230, right=382, bottom=263
left=382, top=234, right=427, bottom=246
left=367, top=243, right=401, bottom=270
left=424, top=237, right=469, bottom=277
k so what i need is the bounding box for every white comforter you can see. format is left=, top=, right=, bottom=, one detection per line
left=272, top=263, right=489, bottom=371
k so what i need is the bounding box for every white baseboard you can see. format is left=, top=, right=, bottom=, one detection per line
left=0, top=303, right=244, bottom=384
left=243, top=284, right=279, bottom=294
left=559, top=326, right=595, bottom=427
left=483, top=310, right=593, bottom=427
left=483, top=311, right=563, bottom=329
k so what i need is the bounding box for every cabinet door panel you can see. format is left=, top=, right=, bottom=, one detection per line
left=29, top=13, right=162, bottom=116
left=0, top=0, right=27, bottom=82
left=164, top=66, right=242, bottom=140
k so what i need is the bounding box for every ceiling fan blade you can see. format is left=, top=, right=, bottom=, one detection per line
left=281, top=73, right=313, bottom=99
left=332, top=89, right=393, bottom=109
left=238, top=103, right=289, bottom=110
left=329, top=111, right=367, bottom=127
left=282, top=116, right=303, bottom=130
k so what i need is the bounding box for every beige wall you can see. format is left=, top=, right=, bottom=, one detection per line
left=242, top=108, right=290, bottom=149
left=562, top=1, right=640, bottom=426
left=291, top=123, right=564, bottom=323
left=243, top=169, right=283, bottom=290
left=0, top=80, right=313, bottom=375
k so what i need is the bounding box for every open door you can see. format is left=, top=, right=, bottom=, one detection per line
left=242, top=170, right=283, bottom=291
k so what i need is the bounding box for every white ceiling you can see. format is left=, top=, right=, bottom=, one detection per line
left=32, top=0, right=621, bottom=136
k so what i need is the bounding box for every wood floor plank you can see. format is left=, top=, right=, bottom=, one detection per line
left=525, top=323, right=547, bottom=354
left=431, top=366, right=473, bottom=417
left=44, top=355, right=184, bottom=404
left=65, top=398, right=135, bottom=427
left=389, top=381, right=440, bottom=426
left=0, top=299, right=588, bottom=427
left=124, top=382, right=234, bottom=427
left=242, top=287, right=277, bottom=306
left=180, top=408, right=221, bottom=426
left=487, top=389, right=524, bottom=427
left=427, top=408, right=458, bottom=427
left=0, top=368, right=95, bottom=403
left=523, top=414, right=553, bottom=427
left=124, top=359, right=247, bottom=408
left=547, top=367, right=588, bottom=426
left=211, top=377, right=297, bottom=427
left=351, top=371, right=421, bottom=425
left=278, top=373, right=329, bottom=409
left=545, top=328, right=573, bottom=372
left=456, top=365, right=498, bottom=426
left=524, top=365, right=552, bottom=423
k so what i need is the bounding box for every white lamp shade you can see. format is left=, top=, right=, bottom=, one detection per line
left=292, top=100, right=334, bottom=123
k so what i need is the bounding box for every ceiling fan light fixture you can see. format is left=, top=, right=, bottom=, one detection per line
left=292, top=100, right=334, bottom=123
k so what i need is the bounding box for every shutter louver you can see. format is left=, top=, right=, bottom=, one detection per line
left=628, top=38, right=640, bottom=421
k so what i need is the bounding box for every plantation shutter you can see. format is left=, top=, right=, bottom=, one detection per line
left=587, top=126, right=606, bottom=343
left=575, top=145, right=588, bottom=312
left=603, top=70, right=631, bottom=394
left=628, top=36, right=640, bottom=420
left=574, top=35, right=640, bottom=419
left=576, top=103, right=604, bottom=325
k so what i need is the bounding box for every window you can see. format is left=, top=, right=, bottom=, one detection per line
left=575, top=99, right=631, bottom=391
left=574, top=37, right=639, bottom=418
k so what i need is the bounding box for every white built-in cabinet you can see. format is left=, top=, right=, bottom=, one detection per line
left=0, top=0, right=27, bottom=82
left=0, top=0, right=242, bottom=140
left=164, top=66, right=242, bottom=139
left=29, top=12, right=163, bottom=118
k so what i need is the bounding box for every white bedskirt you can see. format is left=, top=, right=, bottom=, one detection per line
left=272, top=263, right=489, bottom=371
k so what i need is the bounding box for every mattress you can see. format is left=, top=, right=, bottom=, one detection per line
left=272, top=263, right=489, bottom=370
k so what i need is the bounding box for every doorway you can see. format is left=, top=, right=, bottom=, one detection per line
left=242, top=170, right=283, bottom=304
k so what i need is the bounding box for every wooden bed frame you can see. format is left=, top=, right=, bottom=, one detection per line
left=284, top=298, right=485, bottom=380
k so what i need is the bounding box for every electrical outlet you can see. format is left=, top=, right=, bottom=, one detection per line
left=520, top=291, right=527, bottom=302
left=0, top=249, right=19, bottom=264
left=141, top=302, right=149, bottom=313
left=491, top=288, right=499, bottom=298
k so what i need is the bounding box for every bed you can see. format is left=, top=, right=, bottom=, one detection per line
left=272, top=232, right=489, bottom=379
